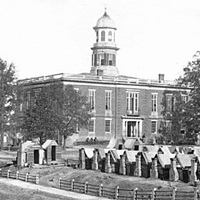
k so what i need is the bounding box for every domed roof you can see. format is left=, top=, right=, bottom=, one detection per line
left=95, top=11, right=116, bottom=29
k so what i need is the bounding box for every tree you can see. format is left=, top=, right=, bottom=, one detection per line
left=160, top=51, right=200, bottom=145
left=0, top=59, right=17, bottom=149
left=57, top=85, right=92, bottom=147
left=178, top=51, right=200, bottom=144
left=21, top=83, right=92, bottom=146
left=160, top=90, right=187, bottom=144
left=21, top=85, right=60, bottom=144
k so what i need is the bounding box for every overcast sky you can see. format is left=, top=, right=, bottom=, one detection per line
left=0, top=0, right=200, bottom=81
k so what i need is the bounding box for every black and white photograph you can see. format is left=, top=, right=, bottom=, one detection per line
left=0, top=0, right=200, bottom=199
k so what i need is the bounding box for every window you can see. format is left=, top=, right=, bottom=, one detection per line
left=105, top=119, right=111, bottom=133
left=126, top=121, right=141, bottom=137
left=101, top=31, right=105, bottom=41
left=151, top=93, right=157, bottom=113
left=26, top=91, right=31, bottom=108
left=151, top=121, right=157, bottom=134
left=89, top=119, right=95, bottom=133
left=100, top=53, right=105, bottom=65
left=89, top=90, right=95, bottom=110
left=166, top=94, right=172, bottom=112
left=105, top=91, right=112, bottom=111
left=96, top=31, right=98, bottom=42
left=126, top=92, right=139, bottom=115
left=34, top=89, right=41, bottom=104
left=181, top=95, right=188, bottom=103
left=108, top=31, right=112, bottom=41
left=108, top=54, right=113, bottom=66
left=19, top=93, right=23, bottom=112
left=34, top=89, right=40, bottom=98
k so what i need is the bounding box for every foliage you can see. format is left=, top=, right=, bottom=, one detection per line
left=179, top=51, right=200, bottom=142
left=160, top=51, right=200, bottom=145
left=160, top=90, right=187, bottom=144
left=21, top=82, right=92, bottom=145
left=0, top=59, right=17, bottom=148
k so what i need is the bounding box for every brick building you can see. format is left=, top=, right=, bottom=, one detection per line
left=17, top=11, right=182, bottom=143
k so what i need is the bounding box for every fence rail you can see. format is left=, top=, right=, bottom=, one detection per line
left=0, top=168, right=200, bottom=200
left=0, top=169, right=39, bottom=184
left=59, top=178, right=200, bottom=200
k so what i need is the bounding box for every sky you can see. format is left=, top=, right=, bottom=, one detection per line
left=0, top=0, right=200, bottom=81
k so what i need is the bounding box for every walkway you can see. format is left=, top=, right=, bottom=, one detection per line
left=0, top=178, right=110, bottom=200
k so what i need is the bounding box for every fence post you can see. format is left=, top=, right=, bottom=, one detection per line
left=172, top=187, right=176, bottom=200
left=194, top=188, right=198, bottom=200
left=36, top=174, right=39, bottom=185
left=152, top=188, right=156, bottom=200
left=99, top=183, right=103, bottom=197
left=85, top=181, right=88, bottom=194
left=71, top=179, right=74, bottom=191
left=16, top=171, right=19, bottom=180
left=115, top=186, right=119, bottom=199
left=25, top=172, right=29, bottom=182
left=59, top=177, right=62, bottom=189
left=133, top=188, right=138, bottom=200
left=7, top=170, right=10, bottom=178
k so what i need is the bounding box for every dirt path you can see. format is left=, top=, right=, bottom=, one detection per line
left=0, top=178, right=110, bottom=200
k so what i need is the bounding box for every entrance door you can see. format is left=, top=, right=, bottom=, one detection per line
left=34, top=150, right=39, bottom=164
left=51, top=146, right=56, bottom=161
left=127, top=121, right=136, bottom=137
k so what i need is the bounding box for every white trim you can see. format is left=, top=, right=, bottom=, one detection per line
left=122, top=118, right=143, bottom=138
left=88, top=118, right=95, bottom=136
left=151, top=120, right=158, bottom=134
left=105, top=118, right=112, bottom=134
left=63, top=81, right=181, bottom=91
left=89, top=89, right=96, bottom=111
left=105, top=90, right=112, bottom=112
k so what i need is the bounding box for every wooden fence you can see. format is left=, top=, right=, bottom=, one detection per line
left=59, top=178, right=200, bottom=200
left=0, top=169, right=39, bottom=184
left=0, top=167, right=200, bottom=200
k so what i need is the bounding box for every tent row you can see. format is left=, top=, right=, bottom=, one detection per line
left=79, top=145, right=200, bottom=184
left=17, top=140, right=62, bottom=167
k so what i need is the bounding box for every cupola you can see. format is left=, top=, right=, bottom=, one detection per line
left=90, top=10, right=119, bottom=77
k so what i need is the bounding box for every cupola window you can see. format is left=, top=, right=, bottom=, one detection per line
left=101, top=31, right=105, bottom=41
left=108, top=54, right=113, bottom=65
left=108, top=31, right=112, bottom=41
left=96, top=31, right=98, bottom=42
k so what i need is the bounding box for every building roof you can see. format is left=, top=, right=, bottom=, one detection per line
left=176, top=154, right=195, bottom=168
left=158, top=146, right=174, bottom=157
left=22, top=141, right=42, bottom=152
left=107, top=137, right=117, bottom=149
left=95, top=11, right=116, bottom=29
left=193, top=146, right=200, bottom=157
left=157, top=154, right=172, bottom=168
left=110, top=149, right=125, bottom=162
left=42, top=140, right=58, bottom=149
left=124, top=138, right=143, bottom=149
left=142, top=145, right=159, bottom=153
left=168, top=146, right=179, bottom=154
left=84, top=148, right=94, bottom=159
left=142, top=152, right=157, bottom=164
left=125, top=150, right=138, bottom=163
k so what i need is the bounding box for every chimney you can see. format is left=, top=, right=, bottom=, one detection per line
left=158, top=74, right=164, bottom=83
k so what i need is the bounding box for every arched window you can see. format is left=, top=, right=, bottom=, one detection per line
left=101, top=31, right=105, bottom=41
left=96, top=31, right=98, bottom=42
left=108, top=31, right=112, bottom=41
